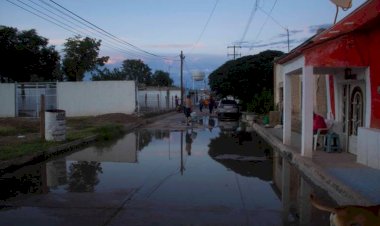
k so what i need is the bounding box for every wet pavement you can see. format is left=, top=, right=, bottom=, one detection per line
left=0, top=112, right=342, bottom=225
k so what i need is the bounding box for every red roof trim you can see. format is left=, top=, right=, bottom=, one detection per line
left=276, top=0, right=380, bottom=65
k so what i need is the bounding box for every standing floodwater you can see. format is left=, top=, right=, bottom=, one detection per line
left=0, top=117, right=332, bottom=225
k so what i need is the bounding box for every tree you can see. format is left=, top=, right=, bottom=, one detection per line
left=91, top=67, right=127, bottom=81
left=208, top=50, right=284, bottom=105
left=62, top=35, right=109, bottom=81
left=122, top=59, right=152, bottom=85
left=151, top=70, right=173, bottom=86
left=0, top=26, right=61, bottom=82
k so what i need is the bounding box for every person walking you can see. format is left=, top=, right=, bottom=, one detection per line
left=208, top=96, right=215, bottom=114
left=184, top=94, right=193, bottom=126
left=199, top=97, right=204, bottom=112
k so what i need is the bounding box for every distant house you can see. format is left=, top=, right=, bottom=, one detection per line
left=274, top=0, right=380, bottom=169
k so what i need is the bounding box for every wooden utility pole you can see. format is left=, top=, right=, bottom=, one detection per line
left=227, top=45, right=241, bottom=59
left=180, top=51, right=185, bottom=105
left=40, top=94, right=45, bottom=140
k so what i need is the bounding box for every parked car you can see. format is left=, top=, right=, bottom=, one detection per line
left=216, top=99, right=240, bottom=120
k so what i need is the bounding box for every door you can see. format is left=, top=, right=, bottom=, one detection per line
left=342, top=83, right=365, bottom=155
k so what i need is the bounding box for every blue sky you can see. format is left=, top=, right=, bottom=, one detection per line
left=0, top=0, right=366, bottom=86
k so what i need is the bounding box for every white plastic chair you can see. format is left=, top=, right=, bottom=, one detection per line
left=313, top=119, right=334, bottom=151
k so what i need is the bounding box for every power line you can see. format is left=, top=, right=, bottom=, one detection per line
left=48, top=0, right=176, bottom=61
left=239, top=0, right=259, bottom=43
left=255, top=0, right=290, bottom=52
left=254, top=0, right=279, bottom=43
left=189, top=0, right=220, bottom=53
left=10, top=0, right=151, bottom=60
left=6, top=0, right=178, bottom=61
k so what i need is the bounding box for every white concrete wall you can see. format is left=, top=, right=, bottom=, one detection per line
left=57, top=81, right=136, bottom=117
left=0, top=83, right=16, bottom=117
left=357, top=127, right=380, bottom=169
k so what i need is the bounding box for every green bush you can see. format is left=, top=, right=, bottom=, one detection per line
left=246, top=89, right=274, bottom=114
left=95, top=124, right=124, bottom=141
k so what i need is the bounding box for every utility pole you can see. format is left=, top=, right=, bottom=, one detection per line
left=286, top=28, right=290, bottom=52
left=180, top=51, right=185, bottom=105
left=227, top=45, right=241, bottom=60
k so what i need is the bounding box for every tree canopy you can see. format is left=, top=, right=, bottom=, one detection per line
left=151, top=70, right=173, bottom=86
left=91, top=60, right=174, bottom=87
left=91, top=68, right=126, bottom=81
left=62, top=35, right=109, bottom=81
left=0, top=26, right=61, bottom=82
left=208, top=50, right=284, bottom=105
left=122, top=59, right=152, bottom=85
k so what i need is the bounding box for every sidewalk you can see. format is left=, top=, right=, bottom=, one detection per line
left=252, top=123, right=380, bottom=206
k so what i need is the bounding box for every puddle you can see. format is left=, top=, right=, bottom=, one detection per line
left=0, top=119, right=333, bottom=225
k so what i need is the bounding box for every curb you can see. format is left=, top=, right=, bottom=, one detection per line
left=252, top=123, right=373, bottom=206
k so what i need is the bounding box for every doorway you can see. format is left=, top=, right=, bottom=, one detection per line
left=342, top=83, right=365, bottom=154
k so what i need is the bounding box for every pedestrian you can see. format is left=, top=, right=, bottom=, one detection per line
left=175, top=95, right=179, bottom=107
left=209, top=96, right=215, bottom=114
left=199, top=97, right=204, bottom=112
left=185, top=129, right=193, bottom=156
left=184, top=94, right=192, bottom=126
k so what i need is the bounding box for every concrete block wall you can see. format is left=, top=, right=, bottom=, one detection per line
left=357, top=127, right=380, bottom=169
left=57, top=81, right=136, bottom=117
left=0, top=83, right=16, bottom=117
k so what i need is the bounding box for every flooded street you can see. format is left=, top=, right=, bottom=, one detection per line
left=0, top=116, right=333, bottom=226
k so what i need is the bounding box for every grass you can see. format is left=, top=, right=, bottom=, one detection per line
left=94, top=124, right=124, bottom=141
left=0, top=141, right=57, bottom=160
left=0, top=126, right=36, bottom=136
left=0, top=123, right=126, bottom=161
left=0, top=127, right=18, bottom=136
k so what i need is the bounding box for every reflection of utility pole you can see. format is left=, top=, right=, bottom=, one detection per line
left=227, top=45, right=241, bottom=60
left=180, top=51, right=185, bottom=105
left=135, top=77, right=140, bottom=114
left=180, top=131, right=184, bottom=175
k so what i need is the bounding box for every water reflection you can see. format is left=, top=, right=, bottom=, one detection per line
left=0, top=164, right=48, bottom=200
left=66, top=161, right=102, bottom=192
left=0, top=122, right=334, bottom=225
left=272, top=150, right=332, bottom=225
left=208, top=129, right=273, bottom=180
left=185, top=128, right=197, bottom=156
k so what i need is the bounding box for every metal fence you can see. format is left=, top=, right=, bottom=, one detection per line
left=137, top=92, right=177, bottom=113
left=16, top=82, right=57, bottom=117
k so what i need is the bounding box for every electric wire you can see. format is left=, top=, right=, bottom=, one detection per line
left=6, top=0, right=178, bottom=61
left=10, top=0, right=153, bottom=60
left=48, top=0, right=176, bottom=61
left=188, top=0, right=220, bottom=53
left=34, top=0, right=155, bottom=59
left=239, top=0, right=259, bottom=43
left=254, top=0, right=279, bottom=43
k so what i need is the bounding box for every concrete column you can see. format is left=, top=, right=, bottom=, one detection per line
left=283, top=73, right=292, bottom=145
left=301, top=66, right=314, bottom=157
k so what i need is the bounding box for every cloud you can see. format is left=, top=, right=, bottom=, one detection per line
left=48, top=38, right=66, bottom=46
left=308, top=23, right=332, bottom=33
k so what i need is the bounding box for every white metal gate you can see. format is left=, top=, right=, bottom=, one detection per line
left=16, top=82, right=57, bottom=117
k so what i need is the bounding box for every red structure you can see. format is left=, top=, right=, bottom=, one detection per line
left=276, top=0, right=380, bottom=169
